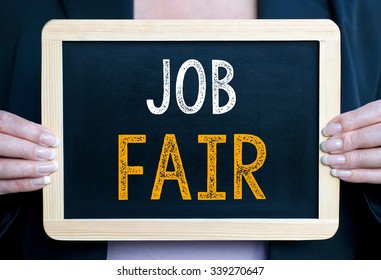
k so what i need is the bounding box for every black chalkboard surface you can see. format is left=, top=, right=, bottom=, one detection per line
left=42, top=20, right=340, bottom=240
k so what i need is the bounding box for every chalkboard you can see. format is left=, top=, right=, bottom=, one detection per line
left=42, top=20, right=340, bottom=240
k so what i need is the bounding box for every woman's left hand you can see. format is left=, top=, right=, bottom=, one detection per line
left=321, top=100, right=381, bottom=184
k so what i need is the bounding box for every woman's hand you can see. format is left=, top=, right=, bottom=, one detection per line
left=0, top=111, right=59, bottom=194
left=321, top=100, right=381, bottom=183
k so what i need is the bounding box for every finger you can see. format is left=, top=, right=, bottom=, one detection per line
left=0, top=110, right=59, bottom=147
left=0, top=133, right=56, bottom=160
left=320, top=123, right=381, bottom=154
left=330, top=168, right=381, bottom=184
left=321, top=147, right=381, bottom=169
left=322, top=100, right=381, bottom=136
left=0, top=176, right=51, bottom=195
left=0, top=158, right=58, bottom=179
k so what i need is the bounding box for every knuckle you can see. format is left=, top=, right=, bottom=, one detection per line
left=336, top=111, right=357, bottom=133
left=352, top=169, right=381, bottom=184
left=13, top=179, right=29, bottom=193
left=370, top=100, right=381, bottom=119
left=0, top=179, right=29, bottom=195
left=0, top=111, right=13, bottom=133
left=18, top=142, right=37, bottom=160
left=0, top=159, right=37, bottom=179
left=338, top=117, right=352, bottom=132
left=345, top=152, right=361, bottom=168
left=0, top=181, right=8, bottom=195
left=341, top=132, right=358, bottom=151
left=353, top=170, right=368, bottom=183
left=19, top=161, right=37, bottom=176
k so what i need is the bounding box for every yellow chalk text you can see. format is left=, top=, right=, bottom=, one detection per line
left=118, top=133, right=266, bottom=200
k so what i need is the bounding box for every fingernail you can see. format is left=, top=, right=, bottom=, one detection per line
left=321, top=154, right=346, bottom=166
left=322, top=122, right=342, bottom=137
left=31, top=176, right=51, bottom=186
left=37, top=161, right=58, bottom=173
left=331, top=169, right=353, bottom=178
left=35, top=146, right=57, bottom=160
left=40, top=133, right=60, bottom=147
left=320, top=139, right=343, bottom=152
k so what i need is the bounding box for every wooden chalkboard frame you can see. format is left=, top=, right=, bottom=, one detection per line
left=42, top=20, right=340, bottom=241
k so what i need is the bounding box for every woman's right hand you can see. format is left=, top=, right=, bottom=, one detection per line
left=0, top=110, right=59, bottom=195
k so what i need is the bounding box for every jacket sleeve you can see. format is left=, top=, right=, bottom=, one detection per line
left=0, top=0, right=132, bottom=259
left=259, top=0, right=381, bottom=259
left=259, top=1, right=381, bottom=219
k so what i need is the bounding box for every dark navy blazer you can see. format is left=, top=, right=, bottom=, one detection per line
left=1, top=0, right=381, bottom=259
left=260, top=0, right=381, bottom=259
